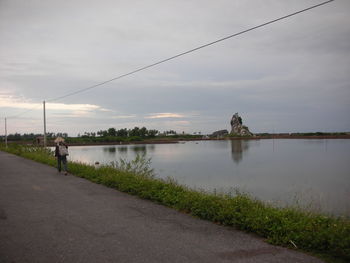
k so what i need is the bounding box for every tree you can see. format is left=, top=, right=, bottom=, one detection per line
left=164, top=130, right=176, bottom=135
left=148, top=129, right=158, bottom=137
left=97, top=130, right=104, bottom=137
left=116, top=128, right=128, bottom=137
left=139, top=127, right=148, bottom=137
left=129, top=127, right=140, bottom=137
left=107, top=128, right=116, bottom=137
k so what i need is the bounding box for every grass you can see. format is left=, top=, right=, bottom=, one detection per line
left=1, top=143, right=349, bottom=263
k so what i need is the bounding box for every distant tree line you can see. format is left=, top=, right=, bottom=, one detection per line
left=0, top=128, right=162, bottom=142
left=0, top=132, right=68, bottom=141
left=80, top=127, right=160, bottom=138
left=67, top=127, right=196, bottom=144
left=1, top=127, right=211, bottom=145
left=2, top=130, right=348, bottom=143
left=78, top=127, right=184, bottom=138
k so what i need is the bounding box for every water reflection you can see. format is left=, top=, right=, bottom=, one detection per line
left=129, top=145, right=156, bottom=155
left=103, top=146, right=117, bottom=154
left=117, top=146, right=128, bottom=154
left=131, top=145, right=147, bottom=154
left=230, top=140, right=250, bottom=164
left=146, top=144, right=155, bottom=152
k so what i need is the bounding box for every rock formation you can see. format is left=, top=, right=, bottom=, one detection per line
left=211, top=129, right=229, bottom=138
left=230, top=113, right=253, bottom=136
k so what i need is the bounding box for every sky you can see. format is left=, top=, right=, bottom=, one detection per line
left=0, top=0, right=349, bottom=136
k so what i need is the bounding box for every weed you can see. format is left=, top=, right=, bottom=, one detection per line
left=108, top=153, right=155, bottom=179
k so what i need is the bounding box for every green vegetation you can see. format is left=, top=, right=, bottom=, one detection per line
left=1, top=143, right=349, bottom=263
left=0, top=127, right=203, bottom=145
left=95, top=127, right=159, bottom=138
left=0, top=132, right=67, bottom=142
left=227, top=133, right=253, bottom=138
left=65, top=135, right=144, bottom=144
left=109, top=154, right=155, bottom=179
left=2, top=130, right=348, bottom=146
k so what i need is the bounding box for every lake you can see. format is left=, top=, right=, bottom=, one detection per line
left=64, top=139, right=350, bottom=216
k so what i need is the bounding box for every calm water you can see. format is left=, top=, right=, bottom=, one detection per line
left=65, top=139, right=350, bottom=216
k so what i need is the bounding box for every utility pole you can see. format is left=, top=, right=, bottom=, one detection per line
left=5, top=117, right=8, bottom=148
left=43, top=101, right=47, bottom=147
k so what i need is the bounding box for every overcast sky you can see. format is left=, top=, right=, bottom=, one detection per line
left=1, top=0, right=349, bottom=136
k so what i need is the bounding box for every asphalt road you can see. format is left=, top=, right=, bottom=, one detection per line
left=0, top=151, right=324, bottom=263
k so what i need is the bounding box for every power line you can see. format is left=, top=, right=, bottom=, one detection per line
left=46, top=0, right=334, bottom=103
left=4, top=0, right=334, bottom=123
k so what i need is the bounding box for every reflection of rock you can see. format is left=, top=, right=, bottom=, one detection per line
left=211, top=129, right=229, bottom=138
left=230, top=113, right=253, bottom=136
left=231, top=140, right=250, bottom=164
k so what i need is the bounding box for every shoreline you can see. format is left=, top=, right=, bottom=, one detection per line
left=5, top=134, right=350, bottom=147
left=60, top=135, right=350, bottom=147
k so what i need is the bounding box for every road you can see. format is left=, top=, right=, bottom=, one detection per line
left=0, top=151, right=323, bottom=263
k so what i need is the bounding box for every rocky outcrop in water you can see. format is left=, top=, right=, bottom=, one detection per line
left=230, top=113, right=253, bottom=136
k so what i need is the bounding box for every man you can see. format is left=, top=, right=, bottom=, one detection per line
left=54, top=137, right=69, bottom=175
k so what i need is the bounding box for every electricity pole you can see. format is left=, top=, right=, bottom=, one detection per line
left=5, top=117, right=8, bottom=148
left=43, top=101, right=47, bottom=147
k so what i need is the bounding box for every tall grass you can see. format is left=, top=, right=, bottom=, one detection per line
left=108, top=154, right=155, bottom=179
left=1, top=143, right=349, bottom=263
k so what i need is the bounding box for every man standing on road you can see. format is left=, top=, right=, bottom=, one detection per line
left=54, top=137, right=69, bottom=175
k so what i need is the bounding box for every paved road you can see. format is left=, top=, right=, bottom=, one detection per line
left=0, top=151, right=323, bottom=263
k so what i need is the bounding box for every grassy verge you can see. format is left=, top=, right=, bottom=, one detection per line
left=1, top=143, right=349, bottom=263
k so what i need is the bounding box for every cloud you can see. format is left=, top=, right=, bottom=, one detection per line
left=0, top=94, right=109, bottom=116
left=145, top=113, right=185, bottom=119
left=47, top=103, right=99, bottom=111
left=112, top=115, right=137, bottom=119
